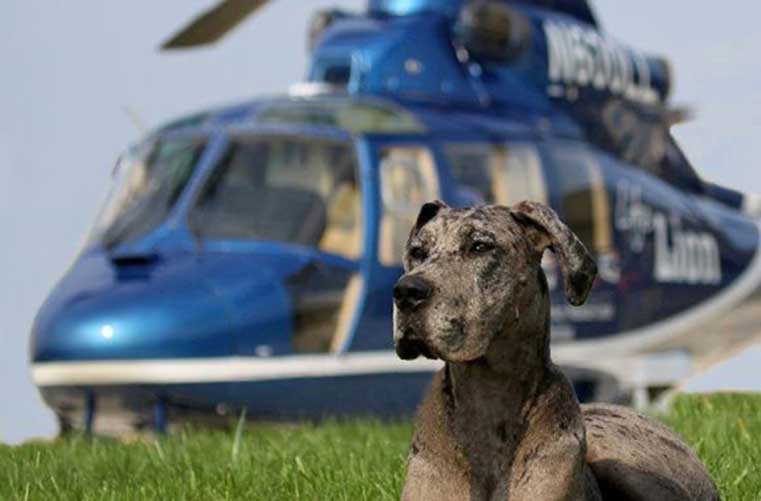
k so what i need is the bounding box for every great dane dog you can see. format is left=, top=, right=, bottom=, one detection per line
left=392, top=201, right=718, bottom=501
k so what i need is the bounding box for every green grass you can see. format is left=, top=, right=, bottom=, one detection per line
left=660, top=393, right=761, bottom=500
left=1, top=393, right=759, bottom=500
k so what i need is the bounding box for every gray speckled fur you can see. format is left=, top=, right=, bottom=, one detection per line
left=393, top=201, right=719, bottom=501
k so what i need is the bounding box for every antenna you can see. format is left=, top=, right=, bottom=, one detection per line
left=122, top=106, right=146, bottom=134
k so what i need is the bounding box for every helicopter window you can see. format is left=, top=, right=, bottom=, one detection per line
left=494, top=144, right=548, bottom=205
left=89, top=137, right=207, bottom=249
left=544, top=143, right=612, bottom=253
left=445, top=144, right=496, bottom=206
left=378, top=146, right=441, bottom=265
left=189, top=136, right=363, bottom=260
left=445, top=143, right=547, bottom=206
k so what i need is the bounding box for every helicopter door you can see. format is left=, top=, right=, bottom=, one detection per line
left=541, top=142, right=618, bottom=338
left=346, top=142, right=442, bottom=351
left=378, top=146, right=441, bottom=266
left=541, top=142, right=614, bottom=258
left=187, top=134, right=365, bottom=356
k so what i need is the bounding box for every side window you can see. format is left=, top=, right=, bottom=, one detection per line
left=544, top=143, right=612, bottom=253
left=445, top=143, right=547, bottom=206
left=378, top=146, right=440, bottom=265
left=189, top=136, right=363, bottom=260
left=493, top=144, right=547, bottom=205
left=445, top=144, right=496, bottom=205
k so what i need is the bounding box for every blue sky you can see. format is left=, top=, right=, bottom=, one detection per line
left=2, top=1, right=760, bottom=444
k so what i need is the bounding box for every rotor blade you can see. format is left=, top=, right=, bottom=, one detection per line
left=161, top=0, right=270, bottom=50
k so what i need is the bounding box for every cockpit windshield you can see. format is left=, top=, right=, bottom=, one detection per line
left=89, top=136, right=207, bottom=250
left=188, top=135, right=362, bottom=260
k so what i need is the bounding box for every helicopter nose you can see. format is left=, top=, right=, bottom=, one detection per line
left=393, top=275, right=433, bottom=312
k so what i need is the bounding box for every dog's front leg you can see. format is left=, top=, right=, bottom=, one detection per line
left=401, top=453, right=471, bottom=501
left=506, top=433, right=602, bottom=501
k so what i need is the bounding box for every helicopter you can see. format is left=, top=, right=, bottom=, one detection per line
left=30, top=0, right=761, bottom=434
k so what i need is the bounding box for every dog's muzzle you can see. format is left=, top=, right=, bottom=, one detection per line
left=393, top=275, right=436, bottom=359
left=395, top=331, right=436, bottom=360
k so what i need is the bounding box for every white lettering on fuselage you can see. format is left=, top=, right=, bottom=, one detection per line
left=653, top=215, right=721, bottom=285
left=544, top=20, right=658, bottom=105
left=615, top=181, right=721, bottom=285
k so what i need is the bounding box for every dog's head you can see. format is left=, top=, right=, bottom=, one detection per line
left=392, top=200, right=597, bottom=362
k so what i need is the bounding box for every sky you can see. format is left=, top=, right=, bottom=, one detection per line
left=1, top=1, right=760, bottom=444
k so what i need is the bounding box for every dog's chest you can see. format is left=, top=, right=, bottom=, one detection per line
left=450, top=408, right=526, bottom=496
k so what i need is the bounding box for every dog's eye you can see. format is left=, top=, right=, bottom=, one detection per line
left=470, top=241, right=495, bottom=254
left=409, top=246, right=428, bottom=262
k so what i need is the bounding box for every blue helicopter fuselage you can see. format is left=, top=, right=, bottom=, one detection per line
left=30, top=2, right=761, bottom=430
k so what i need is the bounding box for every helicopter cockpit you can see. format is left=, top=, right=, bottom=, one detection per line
left=67, top=97, right=443, bottom=360
left=88, top=97, right=423, bottom=252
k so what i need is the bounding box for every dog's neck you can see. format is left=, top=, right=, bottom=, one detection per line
left=445, top=303, right=551, bottom=423
left=441, top=290, right=554, bottom=488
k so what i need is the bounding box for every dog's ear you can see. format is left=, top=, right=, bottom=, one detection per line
left=412, top=200, right=448, bottom=233
left=511, top=201, right=597, bottom=306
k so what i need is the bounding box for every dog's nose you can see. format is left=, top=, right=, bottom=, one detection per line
left=393, top=275, right=433, bottom=311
